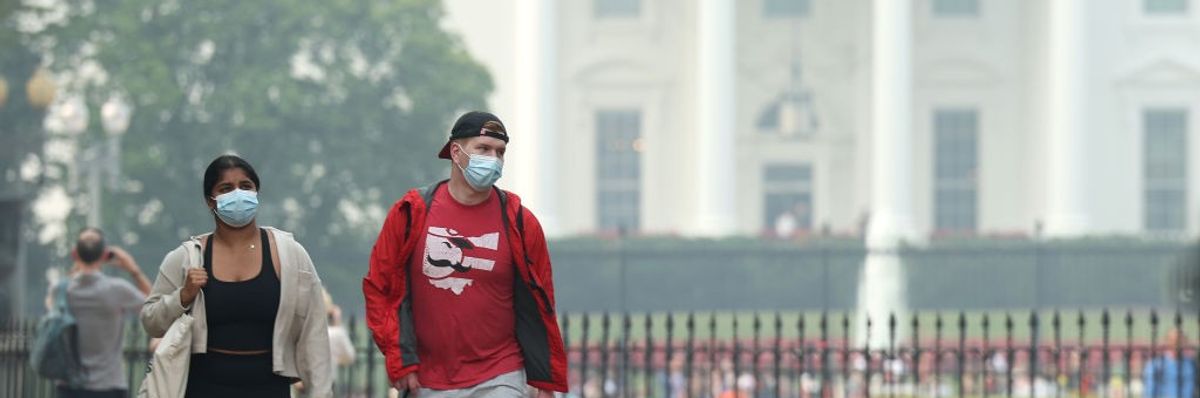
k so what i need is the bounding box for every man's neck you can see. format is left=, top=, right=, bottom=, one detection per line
left=447, top=176, right=490, bottom=206
left=75, top=261, right=102, bottom=275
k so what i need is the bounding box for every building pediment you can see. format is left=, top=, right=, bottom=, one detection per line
left=1115, top=57, right=1200, bottom=86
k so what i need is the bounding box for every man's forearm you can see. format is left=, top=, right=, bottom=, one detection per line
left=129, top=268, right=152, bottom=295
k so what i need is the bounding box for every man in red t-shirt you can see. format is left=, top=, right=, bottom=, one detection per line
left=364, top=111, right=568, bottom=397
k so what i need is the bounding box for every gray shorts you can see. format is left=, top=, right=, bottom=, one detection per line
left=416, top=370, right=527, bottom=398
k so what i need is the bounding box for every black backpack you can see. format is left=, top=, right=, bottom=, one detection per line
left=29, top=280, right=87, bottom=386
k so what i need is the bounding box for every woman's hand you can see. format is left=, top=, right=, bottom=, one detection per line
left=179, top=268, right=208, bottom=307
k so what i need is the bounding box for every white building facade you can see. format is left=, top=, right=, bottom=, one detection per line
left=444, top=0, right=1200, bottom=239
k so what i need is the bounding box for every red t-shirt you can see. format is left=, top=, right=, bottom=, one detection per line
left=408, top=185, right=524, bottom=389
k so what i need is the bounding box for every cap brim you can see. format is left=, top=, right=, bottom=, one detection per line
left=437, top=141, right=452, bottom=159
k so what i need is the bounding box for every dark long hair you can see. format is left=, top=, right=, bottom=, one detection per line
left=202, top=155, right=261, bottom=198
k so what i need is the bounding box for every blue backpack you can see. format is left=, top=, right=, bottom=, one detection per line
left=30, top=280, right=86, bottom=386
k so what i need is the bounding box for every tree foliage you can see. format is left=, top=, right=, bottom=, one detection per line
left=26, top=0, right=491, bottom=267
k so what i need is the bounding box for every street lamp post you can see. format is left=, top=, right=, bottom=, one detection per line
left=0, top=67, right=56, bottom=320
left=58, top=96, right=132, bottom=229
left=101, top=97, right=132, bottom=189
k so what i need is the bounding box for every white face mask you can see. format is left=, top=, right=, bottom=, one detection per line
left=454, top=144, right=503, bottom=191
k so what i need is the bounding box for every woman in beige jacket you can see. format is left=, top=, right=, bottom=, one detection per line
left=141, top=155, right=331, bottom=397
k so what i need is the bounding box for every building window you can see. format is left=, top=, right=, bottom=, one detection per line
left=763, top=0, right=810, bottom=18
left=933, top=0, right=980, bottom=17
left=595, top=0, right=640, bottom=18
left=933, top=108, right=978, bottom=233
left=1144, top=0, right=1189, bottom=15
left=763, top=164, right=813, bottom=237
left=596, top=110, right=642, bottom=232
left=1144, top=108, right=1188, bottom=232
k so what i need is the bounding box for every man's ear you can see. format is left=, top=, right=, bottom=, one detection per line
left=71, top=248, right=79, bottom=261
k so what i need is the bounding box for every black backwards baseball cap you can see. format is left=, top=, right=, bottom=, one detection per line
left=437, top=111, right=510, bottom=159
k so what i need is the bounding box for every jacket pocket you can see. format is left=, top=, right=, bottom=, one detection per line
left=295, top=271, right=316, bottom=317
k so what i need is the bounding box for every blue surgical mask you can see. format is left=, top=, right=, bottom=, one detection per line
left=455, top=144, right=503, bottom=191
left=212, top=189, right=259, bottom=228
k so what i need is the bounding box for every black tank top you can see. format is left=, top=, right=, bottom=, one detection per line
left=203, top=228, right=280, bottom=351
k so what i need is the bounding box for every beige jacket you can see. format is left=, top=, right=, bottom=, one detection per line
left=140, top=227, right=331, bottom=398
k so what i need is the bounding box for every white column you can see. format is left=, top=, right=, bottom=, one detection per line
left=694, top=0, right=737, bottom=236
left=857, top=0, right=915, bottom=347
left=1044, top=0, right=1089, bottom=237
left=515, top=0, right=561, bottom=236
left=866, top=0, right=917, bottom=248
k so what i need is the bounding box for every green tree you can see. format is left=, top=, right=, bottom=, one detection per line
left=1, top=0, right=48, bottom=192
left=25, top=0, right=491, bottom=303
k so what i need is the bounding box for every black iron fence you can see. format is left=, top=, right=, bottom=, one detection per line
left=3, top=310, right=1200, bottom=398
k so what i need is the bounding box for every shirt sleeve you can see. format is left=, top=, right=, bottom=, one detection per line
left=114, top=278, right=148, bottom=311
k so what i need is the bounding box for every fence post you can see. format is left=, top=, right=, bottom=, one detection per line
left=773, top=313, right=782, bottom=398
left=562, top=312, right=571, bottom=398
left=600, top=312, right=611, bottom=398
left=1030, top=312, right=1040, bottom=398
left=708, top=313, right=717, bottom=398
left=126, top=317, right=135, bottom=393
left=24, top=318, right=35, bottom=397
left=935, top=313, right=943, bottom=398
left=1005, top=313, right=1014, bottom=398
left=1101, top=309, right=1110, bottom=398
left=1077, top=311, right=1086, bottom=398
left=842, top=314, right=850, bottom=398
left=1053, top=310, right=1062, bottom=398
left=753, top=313, right=762, bottom=398
left=982, top=314, right=991, bottom=398
left=821, top=312, right=830, bottom=398
left=865, top=316, right=873, bottom=398
left=581, top=314, right=591, bottom=398
left=889, top=313, right=897, bottom=398
left=958, top=312, right=967, bottom=398
left=644, top=313, right=652, bottom=398
left=1173, top=311, right=1183, bottom=398
left=344, top=314, right=356, bottom=397
left=686, top=312, right=695, bottom=398
left=365, top=329, right=375, bottom=398
left=666, top=314, right=675, bottom=398
left=1195, top=309, right=1200, bottom=398
left=1150, top=310, right=1161, bottom=398
left=622, top=313, right=631, bottom=398
left=1124, top=311, right=1134, bottom=398
left=913, top=314, right=922, bottom=398
left=797, top=314, right=806, bottom=398
left=733, top=314, right=741, bottom=397
left=3, top=317, right=13, bottom=398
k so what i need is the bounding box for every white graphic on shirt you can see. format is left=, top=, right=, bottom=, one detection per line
left=422, top=227, right=499, bottom=295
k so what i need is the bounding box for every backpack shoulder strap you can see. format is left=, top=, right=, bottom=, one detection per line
left=515, top=205, right=526, bottom=237
left=407, top=180, right=447, bottom=242
left=495, top=187, right=529, bottom=252
left=416, top=180, right=447, bottom=215
left=54, top=279, right=70, bottom=313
